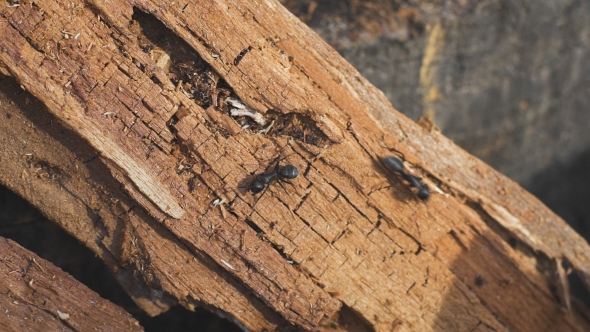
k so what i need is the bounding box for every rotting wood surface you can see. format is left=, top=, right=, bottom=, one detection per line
left=0, top=75, right=286, bottom=330
left=0, top=236, right=142, bottom=332
left=1, top=0, right=590, bottom=331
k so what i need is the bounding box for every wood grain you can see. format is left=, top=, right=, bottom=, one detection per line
left=1, top=0, right=589, bottom=331
left=0, top=237, right=141, bottom=332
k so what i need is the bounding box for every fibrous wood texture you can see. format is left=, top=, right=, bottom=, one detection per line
left=0, top=236, right=141, bottom=332
left=1, top=0, right=590, bottom=331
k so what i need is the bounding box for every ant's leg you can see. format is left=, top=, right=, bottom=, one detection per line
left=249, top=184, right=270, bottom=216
left=261, top=177, right=293, bottom=199
left=276, top=179, right=286, bottom=191
left=273, top=150, right=286, bottom=173
left=388, top=148, right=406, bottom=163
left=278, top=178, right=296, bottom=190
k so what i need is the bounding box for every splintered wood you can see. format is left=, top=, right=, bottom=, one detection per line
left=1, top=0, right=590, bottom=331
left=0, top=237, right=141, bottom=332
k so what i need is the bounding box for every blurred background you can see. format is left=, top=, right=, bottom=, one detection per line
left=1, top=0, right=589, bottom=330
left=282, top=0, right=590, bottom=243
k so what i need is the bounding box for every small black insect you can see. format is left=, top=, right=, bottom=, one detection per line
left=382, top=154, right=405, bottom=173
left=234, top=46, right=253, bottom=66
left=382, top=153, right=430, bottom=200
left=401, top=172, right=430, bottom=200
left=475, top=274, right=485, bottom=287
left=241, top=153, right=299, bottom=213
left=142, top=44, right=153, bottom=53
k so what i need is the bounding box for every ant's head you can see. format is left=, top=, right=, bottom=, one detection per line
left=417, top=184, right=430, bottom=200
left=279, top=165, right=299, bottom=179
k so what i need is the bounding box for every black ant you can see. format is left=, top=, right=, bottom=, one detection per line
left=234, top=46, right=253, bottom=66
left=382, top=151, right=430, bottom=200
left=475, top=274, right=485, bottom=287
left=241, top=153, right=299, bottom=213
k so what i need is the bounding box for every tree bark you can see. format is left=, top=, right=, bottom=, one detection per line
left=0, top=236, right=142, bottom=332
left=1, top=0, right=590, bottom=331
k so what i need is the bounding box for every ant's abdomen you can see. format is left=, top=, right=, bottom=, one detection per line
left=382, top=156, right=405, bottom=173
left=279, top=165, right=299, bottom=179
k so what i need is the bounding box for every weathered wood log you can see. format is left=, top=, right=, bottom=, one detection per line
left=1, top=0, right=590, bottom=331
left=0, top=75, right=280, bottom=330
left=0, top=236, right=141, bottom=332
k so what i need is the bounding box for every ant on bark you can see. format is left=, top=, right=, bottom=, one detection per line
left=382, top=151, right=430, bottom=200
left=240, top=152, right=299, bottom=214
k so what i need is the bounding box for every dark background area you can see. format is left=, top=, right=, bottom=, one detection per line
left=1, top=0, right=590, bottom=330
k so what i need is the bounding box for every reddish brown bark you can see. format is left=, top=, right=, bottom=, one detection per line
left=0, top=237, right=141, bottom=332
left=1, top=0, right=590, bottom=331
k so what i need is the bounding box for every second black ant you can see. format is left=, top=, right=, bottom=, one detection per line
left=241, top=153, right=299, bottom=214
left=382, top=151, right=430, bottom=200
left=234, top=46, right=253, bottom=66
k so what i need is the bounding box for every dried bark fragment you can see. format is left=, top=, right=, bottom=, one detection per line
left=0, top=237, right=142, bottom=332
